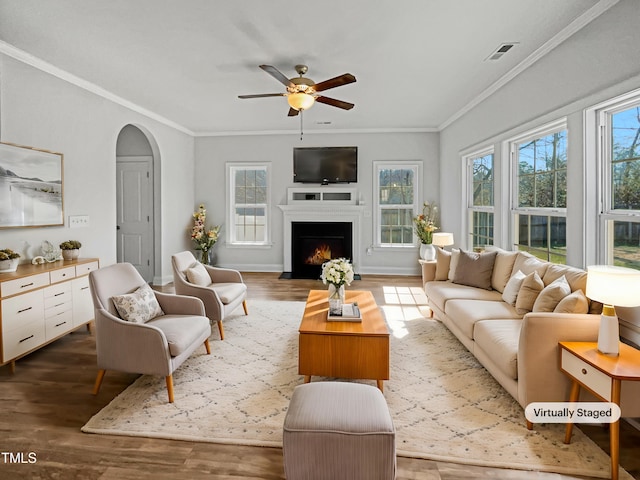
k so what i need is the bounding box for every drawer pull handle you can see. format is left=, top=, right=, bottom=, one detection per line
left=54, top=292, right=65, bottom=297
left=55, top=321, right=67, bottom=327
left=19, top=335, right=34, bottom=343
left=55, top=303, right=64, bottom=308
left=17, top=307, right=33, bottom=314
left=21, top=282, right=34, bottom=289
left=81, top=287, right=89, bottom=291
left=581, top=368, right=587, bottom=375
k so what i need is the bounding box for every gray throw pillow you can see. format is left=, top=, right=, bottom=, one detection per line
left=452, top=250, right=498, bottom=290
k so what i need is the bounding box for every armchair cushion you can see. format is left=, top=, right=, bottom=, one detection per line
left=111, top=284, right=164, bottom=323
left=186, top=262, right=211, bottom=286
left=213, top=283, right=248, bottom=304
left=147, top=315, right=211, bottom=356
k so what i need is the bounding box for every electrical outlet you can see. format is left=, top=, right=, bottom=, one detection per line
left=69, top=215, right=90, bottom=228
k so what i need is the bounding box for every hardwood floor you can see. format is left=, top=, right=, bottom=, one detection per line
left=1, top=272, right=638, bottom=479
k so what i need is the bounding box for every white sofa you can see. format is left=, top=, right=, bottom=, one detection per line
left=422, top=247, right=640, bottom=426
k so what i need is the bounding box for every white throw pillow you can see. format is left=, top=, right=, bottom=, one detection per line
left=111, top=283, right=164, bottom=323
left=447, top=249, right=461, bottom=281
left=502, top=270, right=526, bottom=306
left=186, top=262, right=211, bottom=286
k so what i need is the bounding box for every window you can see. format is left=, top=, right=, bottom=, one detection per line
left=466, top=149, right=494, bottom=248
left=510, top=120, right=567, bottom=263
left=227, top=163, right=270, bottom=245
left=374, top=162, right=420, bottom=247
left=596, top=94, right=640, bottom=269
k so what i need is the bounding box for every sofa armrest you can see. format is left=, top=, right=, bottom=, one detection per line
left=154, top=291, right=206, bottom=316
left=420, top=260, right=437, bottom=287
left=517, top=312, right=600, bottom=409
left=205, top=265, right=244, bottom=284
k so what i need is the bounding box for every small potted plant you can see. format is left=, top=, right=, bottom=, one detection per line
left=59, top=240, right=82, bottom=261
left=0, top=248, right=21, bottom=272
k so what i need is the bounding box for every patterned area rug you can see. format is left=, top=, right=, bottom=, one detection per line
left=82, top=299, right=629, bottom=479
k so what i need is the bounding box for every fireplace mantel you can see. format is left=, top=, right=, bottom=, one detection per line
left=278, top=190, right=364, bottom=274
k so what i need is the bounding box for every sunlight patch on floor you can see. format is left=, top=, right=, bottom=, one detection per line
left=381, top=285, right=432, bottom=339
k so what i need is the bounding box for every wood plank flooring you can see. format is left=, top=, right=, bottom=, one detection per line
left=0, top=272, right=638, bottom=479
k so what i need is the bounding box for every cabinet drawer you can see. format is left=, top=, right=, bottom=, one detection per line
left=44, top=282, right=72, bottom=303
left=1, top=290, right=45, bottom=332
left=2, top=320, right=45, bottom=363
left=561, top=349, right=612, bottom=401
left=76, top=261, right=99, bottom=276
left=1, top=272, right=49, bottom=298
left=50, top=266, right=76, bottom=284
left=45, top=299, right=72, bottom=318
left=45, top=309, right=74, bottom=340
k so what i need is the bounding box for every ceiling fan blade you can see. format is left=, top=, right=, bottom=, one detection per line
left=260, top=65, right=294, bottom=87
left=312, top=73, right=356, bottom=92
left=315, top=96, right=355, bottom=110
left=288, top=108, right=300, bottom=117
left=238, top=93, right=286, bottom=99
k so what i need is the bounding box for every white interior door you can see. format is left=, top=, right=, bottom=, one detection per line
left=116, top=157, right=153, bottom=282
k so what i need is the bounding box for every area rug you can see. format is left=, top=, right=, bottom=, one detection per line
left=82, top=299, right=630, bottom=479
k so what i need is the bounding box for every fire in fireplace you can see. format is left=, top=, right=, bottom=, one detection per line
left=291, top=221, right=352, bottom=279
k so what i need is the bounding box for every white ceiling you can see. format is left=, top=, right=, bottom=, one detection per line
left=0, top=0, right=610, bottom=136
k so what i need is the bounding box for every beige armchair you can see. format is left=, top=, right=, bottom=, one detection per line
left=89, top=262, right=212, bottom=403
left=171, top=251, right=248, bottom=340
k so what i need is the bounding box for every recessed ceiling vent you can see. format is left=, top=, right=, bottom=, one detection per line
left=485, top=42, right=519, bottom=61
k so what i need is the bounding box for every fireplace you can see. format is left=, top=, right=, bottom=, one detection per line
left=291, top=222, right=353, bottom=279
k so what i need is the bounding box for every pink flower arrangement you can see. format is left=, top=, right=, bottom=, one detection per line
left=191, top=204, right=220, bottom=260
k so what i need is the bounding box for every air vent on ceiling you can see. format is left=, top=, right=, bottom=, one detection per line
left=485, top=42, right=519, bottom=61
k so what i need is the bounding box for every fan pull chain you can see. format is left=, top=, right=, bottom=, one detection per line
left=300, top=110, right=304, bottom=141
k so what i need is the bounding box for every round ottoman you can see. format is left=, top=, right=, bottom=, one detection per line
left=283, top=382, right=396, bottom=480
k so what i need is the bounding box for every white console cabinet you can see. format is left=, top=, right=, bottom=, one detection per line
left=0, top=258, right=99, bottom=371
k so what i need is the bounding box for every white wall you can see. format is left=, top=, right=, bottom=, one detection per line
left=194, top=131, right=439, bottom=275
left=0, top=55, right=196, bottom=283
left=438, top=0, right=640, bottom=339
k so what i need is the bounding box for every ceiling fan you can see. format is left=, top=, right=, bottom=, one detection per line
left=238, top=64, right=356, bottom=116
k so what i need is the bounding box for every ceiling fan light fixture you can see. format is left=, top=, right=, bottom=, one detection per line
left=288, top=92, right=315, bottom=111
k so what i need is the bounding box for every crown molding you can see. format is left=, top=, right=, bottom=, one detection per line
left=193, top=127, right=437, bottom=137
left=0, top=40, right=194, bottom=136
left=438, top=0, right=620, bottom=131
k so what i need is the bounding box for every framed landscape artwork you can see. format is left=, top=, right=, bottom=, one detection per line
left=0, top=142, right=64, bottom=228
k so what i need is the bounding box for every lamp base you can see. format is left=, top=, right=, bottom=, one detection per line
left=597, top=308, right=620, bottom=356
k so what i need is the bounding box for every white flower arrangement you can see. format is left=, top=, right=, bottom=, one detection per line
left=320, top=258, right=354, bottom=287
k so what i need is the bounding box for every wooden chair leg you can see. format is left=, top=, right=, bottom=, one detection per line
left=526, top=420, right=533, bottom=430
left=166, top=375, right=174, bottom=403
left=217, top=321, right=225, bottom=340
left=242, top=300, right=249, bottom=315
left=204, top=338, right=211, bottom=354
left=93, top=369, right=106, bottom=395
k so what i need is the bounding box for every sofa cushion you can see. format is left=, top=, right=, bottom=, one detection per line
left=426, top=282, right=502, bottom=313
left=542, top=263, right=588, bottom=293
left=435, top=247, right=451, bottom=281
left=212, top=282, right=247, bottom=304
left=445, top=299, right=521, bottom=340
left=502, top=270, right=526, bottom=306
left=448, top=249, right=461, bottom=281
left=515, top=271, right=544, bottom=315
left=554, top=289, right=589, bottom=314
left=111, top=283, right=164, bottom=323
left=147, top=315, right=210, bottom=356
left=532, top=275, right=571, bottom=312
left=485, top=247, right=518, bottom=293
left=474, top=319, right=522, bottom=380
left=512, top=252, right=549, bottom=278
left=452, top=250, right=497, bottom=290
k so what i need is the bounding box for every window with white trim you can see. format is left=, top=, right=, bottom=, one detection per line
left=596, top=94, right=640, bottom=269
left=227, top=163, right=270, bottom=245
left=374, top=162, right=421, bottom=247
left=466, top=149, right=494, bottom=249
left=510, top=120, right=567, bottom=263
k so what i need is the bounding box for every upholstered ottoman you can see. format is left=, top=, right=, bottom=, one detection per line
left=283, top=382, right=396, bottom=480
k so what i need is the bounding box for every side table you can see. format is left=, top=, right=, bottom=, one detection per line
left=559, top=341, right=640, bottom=480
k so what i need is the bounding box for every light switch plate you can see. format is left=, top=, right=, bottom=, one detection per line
left=69, top=215, right=90, bottom=228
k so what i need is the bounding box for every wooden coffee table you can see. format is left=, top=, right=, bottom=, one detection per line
left=298, top=290, right=390, bottom=391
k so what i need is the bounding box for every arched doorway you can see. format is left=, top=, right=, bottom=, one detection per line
left=115, top=124, right=158, bottom=283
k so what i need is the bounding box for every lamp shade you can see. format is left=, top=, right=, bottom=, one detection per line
left=586, top=265, right=640, bottom=307
left=287, top=92, right=315, bottom=111
left=432, top=232, right=454, bottom=247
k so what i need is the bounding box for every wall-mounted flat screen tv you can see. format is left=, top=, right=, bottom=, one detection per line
left=293, top=146, right=357, bottom=184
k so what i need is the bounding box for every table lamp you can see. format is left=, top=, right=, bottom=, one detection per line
left=585, top=265, right=640, bottom=355
left=432, top=232, right=454, bottom=249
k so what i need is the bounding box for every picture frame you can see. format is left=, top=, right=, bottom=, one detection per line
left=0, top=142, right=64, bottom=228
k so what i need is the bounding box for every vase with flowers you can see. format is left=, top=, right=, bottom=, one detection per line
left=0, top=248, right=20, bottom=272
left=321, top=258, right=355, bottom=315
left=413, top=201, right=439, bottom=261
left=191, top=204, right=221, bottom=265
